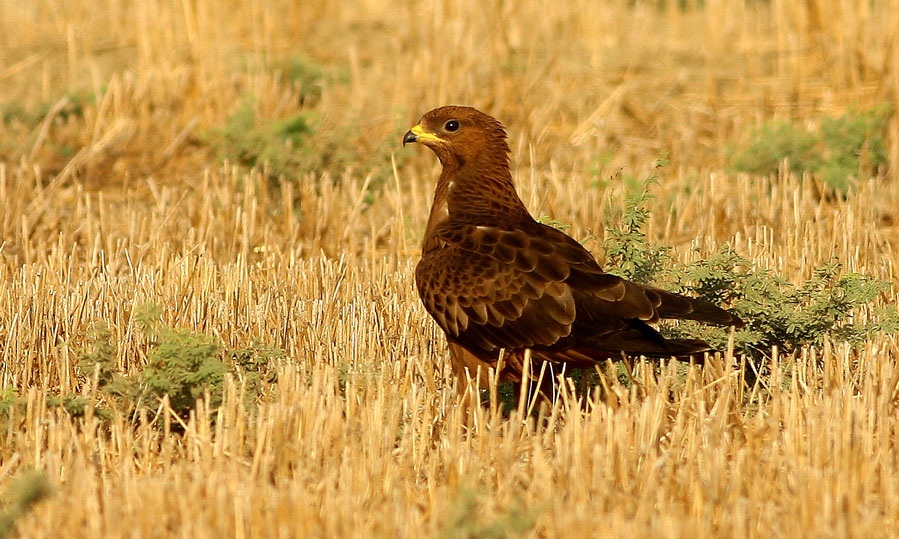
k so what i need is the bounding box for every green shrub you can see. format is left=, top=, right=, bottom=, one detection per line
left=0, top=470, right=52, bottom=539
left=0, top=92, right=95, bottom=162
left=206, top=57, right=402, bottom=194
left=273, top=55, right=326, bottom=105
left=730, top=105, right=892, bottom=192
left=603, top=176, right=897, bottom=359
left=668, top=247, right=896, bottom=357
left=0, top=389, right=24, bottom=438
left=78, top=303, right=283, bottom=423
left=228, top=341, right=284, bottom=395
left=817, top=107, right=891, bottom=191
left=209, top=98, right=403, bottom=194
left=436, top=486, right=538, bottom=539
left=137, top=308, right=227, bottom=417
left=210, top=98, right=316, bottom=179
left=1, top=92, right=92, bottom=128
left=730, top=120, right=819, bottom=178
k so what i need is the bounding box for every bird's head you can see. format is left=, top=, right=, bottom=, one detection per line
left=403, top=106, right=509, bottom=168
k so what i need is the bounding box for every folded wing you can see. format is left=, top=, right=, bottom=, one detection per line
left=416, top=221, right=741, bottom=360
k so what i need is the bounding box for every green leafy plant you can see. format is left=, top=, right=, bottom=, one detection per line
left=136, top=305, right=227, bottom=417
left=273, top=55, right=327, bottom=105
left=210, top=99, right=315, bottom=179
left=1, top=92, right=93, bottom=128
left=206, top=56, right=403, bottom=187
left=209, top=98, right=401, bottom=196
left=436, top=486, right=539, bottom=539
left=78, top=304, right=283, bottom=423
left=602, top=159, right=672, bottom=284
left=730, top=105, right=892, bottom=192
left=730, top=120, right=819, bottom=178
left=0, top=389, right=24, bottom=438
left=0, top=470, right=52, bottom=539
left=78, top=324, right=125, bottom=393
left=602, top=174, right=896, bottom=360
left=817, top=107, right=891, bottom=191
left=535, top=215, right=571, bottom=232
left=0, top=92, right=96, bottom=163
left=668, top=247, right=897, bottom=357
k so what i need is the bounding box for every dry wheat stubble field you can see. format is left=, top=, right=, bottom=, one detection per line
left=2, top=0, right=899, bottom=537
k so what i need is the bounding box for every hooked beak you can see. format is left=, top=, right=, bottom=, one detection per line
left=402, top=123, right=444, bottom=147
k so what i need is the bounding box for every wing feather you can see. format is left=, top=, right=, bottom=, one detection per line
left=417, top=220, right=741, bottom=357
left=416, top=236, right=576, bottom=351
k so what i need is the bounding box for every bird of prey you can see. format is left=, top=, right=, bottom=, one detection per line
left=403, top=105, right=742, bottom=396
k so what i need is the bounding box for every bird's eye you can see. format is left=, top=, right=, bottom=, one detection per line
left=444, top=120, right=460, bottom=132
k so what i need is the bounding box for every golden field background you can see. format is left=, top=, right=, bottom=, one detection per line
left=1, top=0, right=899, bottom=537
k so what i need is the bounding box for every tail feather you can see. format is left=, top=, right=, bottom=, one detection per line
left=645, top=286, right=744, bottom=327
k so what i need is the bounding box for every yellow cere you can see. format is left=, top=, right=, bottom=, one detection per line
left=411, top=124, right=445, bottom=143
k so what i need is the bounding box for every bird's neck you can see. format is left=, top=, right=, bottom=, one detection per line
left=423, top=157, right=531, bottom=251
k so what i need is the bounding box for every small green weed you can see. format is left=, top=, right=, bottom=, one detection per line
left=272, top=55, right=327, bottom=105
left=137, top=305, right=227, bottom=417
left=1, top=92, right=93, bottom=128
left=0, top=92, right=95, bottom=163
left=210, top=98, right=316, bottom=180
left=229, top=341, right=283, bottom=395
left=0, top=389, right=24, bottom=438
left=207, top=56, right=399, bottom=184
left=730, top=120, right=818, bottom=178
left=78, top=304, right=283, bottom=423
left=0, top=470, right=52, bottom=539
left=817, top=107, right=891, bottom=191
left=210, top=99, right=401, bottom=194
left=602, top=159, right=672, bottom=284
left=435, top=486, right=539, bottom=539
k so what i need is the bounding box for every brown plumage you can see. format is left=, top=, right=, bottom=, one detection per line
left=403, top=105, right=743, bottom=393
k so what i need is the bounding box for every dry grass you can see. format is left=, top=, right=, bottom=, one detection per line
left=1, top=0, right=899, bottom=537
